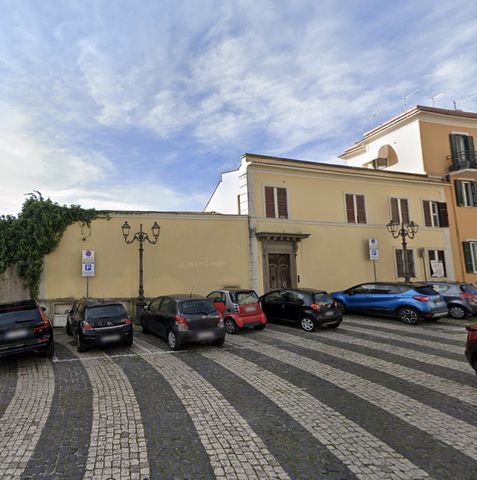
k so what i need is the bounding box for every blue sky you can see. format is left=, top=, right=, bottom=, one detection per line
left=1, top=0, right=477, bottom=215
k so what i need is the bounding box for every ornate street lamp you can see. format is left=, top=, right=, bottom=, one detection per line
left=121, top=221, right=160, bottom=321
left=386, top=220, right=419, bottom=283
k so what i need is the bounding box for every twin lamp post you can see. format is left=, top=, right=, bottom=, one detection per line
left=386, top=220, right=419, bottom=283
left=121, top=221, right=160, bottom=322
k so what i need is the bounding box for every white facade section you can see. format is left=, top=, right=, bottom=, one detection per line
left=204, top=158, right=249, bottom=214
left=345, top=119, right=425, bottom=174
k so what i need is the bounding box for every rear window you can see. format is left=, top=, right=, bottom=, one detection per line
left=0, top=306, right=41, bottom=324
left=231, top=291, right=259, bottom=304
left=86, top=304, right=126, bottom=320
left=312, top=293, right=333, bottom=305
left=414, top=286, right=439, bottom=296
left=180, top=300, right=216, bottom=315
left=462, top=284, right=477, bottom=294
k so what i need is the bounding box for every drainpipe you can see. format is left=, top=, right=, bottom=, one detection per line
left=246, top=163, right=260, bottom=293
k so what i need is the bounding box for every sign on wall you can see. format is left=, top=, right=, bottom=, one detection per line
left=82, top=249, right=95, bottom=277
left=368, top=239, right=379, bottom=261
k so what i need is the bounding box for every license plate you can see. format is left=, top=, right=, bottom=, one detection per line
left=100, top=334, right=121, bottom=343
left=4, top=329, right=29, bottom=340
left=324, top=310, right=335, bottom=316
left=197, top=331, right=214, bottom=340
left=245, top=306, right=256, bottom=313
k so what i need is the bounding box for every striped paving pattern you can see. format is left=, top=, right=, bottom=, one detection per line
left=0, top=359, right=54, bottom=480
left=0, top=315, right=475, bottom=480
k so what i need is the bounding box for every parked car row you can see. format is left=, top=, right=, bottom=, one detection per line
left=2, top=281, right=477, bottom=376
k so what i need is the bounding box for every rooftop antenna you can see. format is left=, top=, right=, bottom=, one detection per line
left=453, top=93, right=477, bottom=110
left=368, top=109, right=382, bottom=129
left=427, top=92, right=444, bottom=107
left=401, top=88, right=420, bottom=110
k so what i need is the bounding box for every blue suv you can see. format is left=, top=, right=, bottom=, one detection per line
left=332, top=282, right=448, bottom=325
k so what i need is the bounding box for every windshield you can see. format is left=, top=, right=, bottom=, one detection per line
left=0, top=307, right=40, bottom=324
left=462, top=284, right=477, bottom=294
left=231, top=291, right=259, bottom=304
left=86, top=304, right=126, bottom=320
left=312, top=293, right=333, bottom=305
left=181, top=300, right=216, bottom=315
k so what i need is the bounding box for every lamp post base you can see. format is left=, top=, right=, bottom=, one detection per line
left=135, top=299, right=147, bottom=324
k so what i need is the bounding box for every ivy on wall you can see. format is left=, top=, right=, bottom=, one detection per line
left=0, top=192, right=99, bottom=299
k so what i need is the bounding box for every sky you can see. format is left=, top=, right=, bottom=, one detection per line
left=1, top=0, right=477, bottom=216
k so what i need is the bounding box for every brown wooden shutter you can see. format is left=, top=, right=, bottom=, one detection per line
left=345, top=194, right=355, bottom=223
left=391, top=198, right=399, bottom=223
left=276, top=188, right=288, bottom=219
left=356, top=195, right=366, bottom=223
left=438, top=202, right=449, bottom=227
left=407, top=250, right=415, bottom=277
left=471, top=182, right=477, bottom=207
left=449, top=134, right=460, bottom=167
left=400, top=199, right=409, bottom=224
left=422, top=201, right=431, bottom=226
left=265, top=186, right=275, bottom=218
left=395, top=250, right=404, bottom=277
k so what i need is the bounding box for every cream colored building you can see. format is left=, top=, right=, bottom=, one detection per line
left=340, top=105, right=477, bottom=284
left=206, top=153, right=452, bottom=293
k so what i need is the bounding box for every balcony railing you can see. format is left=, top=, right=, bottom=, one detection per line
left=447, top=151, right=477, bottom=171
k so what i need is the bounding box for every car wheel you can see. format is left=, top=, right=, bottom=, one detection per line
left=124, top=334, right=133, bottom=347
left=326, top=320, right=342, bottom=329
left=335, top=301, right=346, bottom=314
left=448, top=305, right=468, bottom=319
left=398, top=308, right=421, bottom=325
left=224, top=318, right=238, bottom=334
left=65, top=320, right=72, bottom=336
left=254, top=323, right=266, bottom=330
left=141, top=317, right=150, bottom=334
left=300, top=316, right=316, bottom=332
left=76, top=331, right=87, bottom=352
left=213, top=336, right=225, bottom=347
left=41, top=342, right=55, bottom=358
left=167, top=330, right=182, bottom=351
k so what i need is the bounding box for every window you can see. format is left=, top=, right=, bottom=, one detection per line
left=390, top=198, right=409, bottom=224
left=422, top=201, right=449, bottom=227
left=264, top=186, right=288, bottom=219
left=428, top=250, right=447, bottom=277
left=463, top=241, right=477, bottom=273
left=207, top=291, right=226, bottom=303
left=263, top=291, right=286, bottom=303
left=159, top=298, right=176, bottom=314
left=455, top=181, right=477, bottom=207
left=345, top=194, right=367, bottom=223
left=284, top=291, right=305, bottom=304
left=395, top=249, right=415, bottom=278
left=149, top=298, right=162, bottom=311
left=450, top=133, right=475, bottom=167
left=372, top=158, right=388, bottom=169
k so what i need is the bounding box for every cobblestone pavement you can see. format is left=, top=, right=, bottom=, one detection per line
left=0, top=315, right=476, bottom=480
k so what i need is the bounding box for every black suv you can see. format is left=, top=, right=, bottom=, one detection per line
left=140, top=294, right=225, bottom=350
left=260, top=288, right=342, bottom=332
left=66, top=299, right=133, bottom=352
left=424, top=282, right=477, bottom=319
left=0, top=300, right=54, bottom=358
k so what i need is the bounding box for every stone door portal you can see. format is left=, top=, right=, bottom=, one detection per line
left=268, top=253, right=291, bottom=289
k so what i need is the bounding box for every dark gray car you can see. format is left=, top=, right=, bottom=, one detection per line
left=425, top=282, right=477, bottom=319
left=140, top=294, right=225, bottom=350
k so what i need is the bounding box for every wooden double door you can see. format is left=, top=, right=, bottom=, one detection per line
left=268, top=253, right=292, bottom=289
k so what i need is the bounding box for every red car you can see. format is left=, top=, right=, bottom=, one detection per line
left=207, top=289, right=267, bottom=334
left=465, top=322, right=477, bottom=374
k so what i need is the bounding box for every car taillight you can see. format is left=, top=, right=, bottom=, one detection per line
left=233, top=303, right=240, bottom=313
left=460, top=293, right=473, bottom=300
left=82, top=320, right=93, bottom=331
left=413, top=295, right=430, bottom=302
left=33, top=315, right=51, bottom=332
left=175, top=315, right=189, bottom=330
left=310, top=303, right=320, bottom=311
left=123, top=318, right=133, bottom=326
